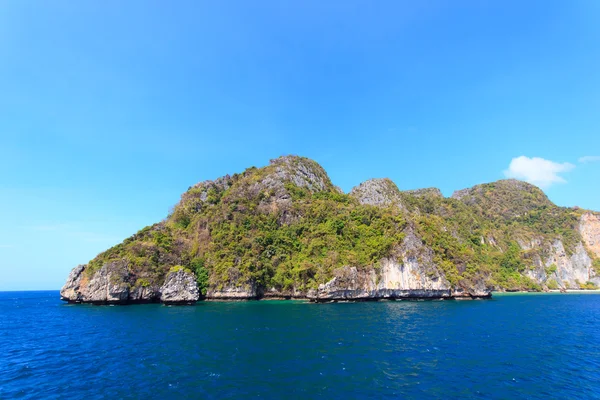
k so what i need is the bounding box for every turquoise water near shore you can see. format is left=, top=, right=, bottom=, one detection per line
left=1, top=291, right=599, bottom=399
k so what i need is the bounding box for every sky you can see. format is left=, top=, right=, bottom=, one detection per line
left=0, top=1, right=599, bottom=290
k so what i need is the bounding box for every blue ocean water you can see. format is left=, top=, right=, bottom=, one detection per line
left=1, top=292, right=599, bottom=399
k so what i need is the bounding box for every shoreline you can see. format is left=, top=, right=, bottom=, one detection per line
left=60, top=289, right=600, bottom=305
left=62, top=292, right=493, bottom=306
left=494, top=289, right=600, bottom=295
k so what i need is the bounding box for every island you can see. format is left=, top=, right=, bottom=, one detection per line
left=61, top=155, right=600, bottom=304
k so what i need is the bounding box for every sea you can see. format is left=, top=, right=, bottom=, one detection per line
left=1, top=291, right=599, bottom=399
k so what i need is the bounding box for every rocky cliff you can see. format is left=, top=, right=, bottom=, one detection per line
left=349, top=178, right=404, bottom=209
left=61, top=156, right=600, bottom=304
left=60, top=262, right=199, bottom=304
left=580, top=212, right=600, bottom=258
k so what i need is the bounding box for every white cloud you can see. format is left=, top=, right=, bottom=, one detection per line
left=578, top=155, right=600, bottom=164
left=504, top=156, right=575, bottom=188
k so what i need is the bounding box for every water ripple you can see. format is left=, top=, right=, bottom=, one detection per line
left=1, top=292, right=599, bottom=399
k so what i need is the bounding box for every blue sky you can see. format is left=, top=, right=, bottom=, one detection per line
left=1, top=1, right=599, bottom=290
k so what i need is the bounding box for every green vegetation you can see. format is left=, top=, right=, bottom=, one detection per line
left=135, top=278, right=151, bottom=288
left=188, top=187, right=406, bottom=290
left=592, top=259, right=600, bottom=275
left=545, top=264, right=557, bottom=276
left=191, top=258, right=209, bottom=296
left=169, top=265, right=193, bottom=274
left=81, top=156, right=595, bottom=295
left=87, top=157, right=405, bottom=292
left=546, top=279, right=559, bottom=290
left=580, top=281, right=598, bottom=290
left=402, top=189, right=567, bottom=291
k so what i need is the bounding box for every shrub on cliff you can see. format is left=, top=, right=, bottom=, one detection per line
left=580, top=281, right=598, bottom=290
left=191, top=258, right=209, bottom=296
left=592, top=259, right=600, bottom=275
left=546, top=279, right=559, bottom=290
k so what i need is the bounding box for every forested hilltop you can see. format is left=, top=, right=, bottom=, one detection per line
left=61, top=156, right=600, bottom=304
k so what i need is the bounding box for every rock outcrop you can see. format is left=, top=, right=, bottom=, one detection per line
left=404, top=188, right=443, bottom=198
left=225, top=156, right=335, bottom=206
left=129, top=284, right=160, bottom=303
left=206, top=281, right=258, bottom=300
left=160, top=268, right=199, bottom=304
left=60, top=262, right=131, bottom=304
left=266, top=155, right=332, bottom=193
left=349, top=178, right=403, bottom=208
left=60, top=264, right=85, bottom=302
left=60, top=263, right=197, bottom=305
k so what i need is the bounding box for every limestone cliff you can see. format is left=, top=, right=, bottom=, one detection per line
left=61, top=261, right=138, bottom=304
left=61, top=155, right=600, bottom=304
left=523, top=240, right=597, bottom=289
left=312, top=226, right=487, bottom=301
left=60, top=262, right=196, bottom=304
left=450, top=182, right=599, bottom=290
left=160, top=268, right=199, bottom=304
left=580, top=212, right=600, bottom=258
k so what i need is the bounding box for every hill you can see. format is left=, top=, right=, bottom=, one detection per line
left=61, top=156, right=600, bottom=303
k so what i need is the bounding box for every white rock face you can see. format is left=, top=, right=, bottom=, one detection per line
left=378, top=258, right=449, bottom=291
left=550, top=241, right=592, bottom=288
left=60, top=265, right=85, bottom=302
left=580, top=212, right=600, bottom=258
left=206, top=281, right=258, bottom=299
left=84, top=262, right=130, bottom=303
left=524, top=239, right=598, bottom=289
left=160, top=268, right=199, bottom=304
left=61, top=263, right=196, bottom=304
left=60, top=262, right=130, bottom=303
left=60, top=264, right=85, bottom=302
left=314, top=261, right=458, bottom=301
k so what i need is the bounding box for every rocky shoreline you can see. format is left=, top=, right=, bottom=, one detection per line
left=61, top=292, right=492, bottom=305
left=61, top=254, right=493, bottom=305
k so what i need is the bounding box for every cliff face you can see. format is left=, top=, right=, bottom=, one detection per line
left=60, top=262, right=134, bottom=304
left=349, top=178, right=404, bottom=209
left=61, top=156, right=600, bottom=304
left=448, top=182, right=599, bottom=291
left=160, top=268, right=199, bottom=304
left=60, top=262, right=197, bottom=304
left=580, top=212, right=600, bottom=258
left=311, top=227, right=483, bottom=301
left=524, top=240, right=596, bottom=289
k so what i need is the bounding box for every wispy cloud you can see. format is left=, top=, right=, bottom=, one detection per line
left=578, top=155, right=600, bottom=164
left=0, top=244, right=14, bottom=249
left=504, top=156, right=575, bottom=188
